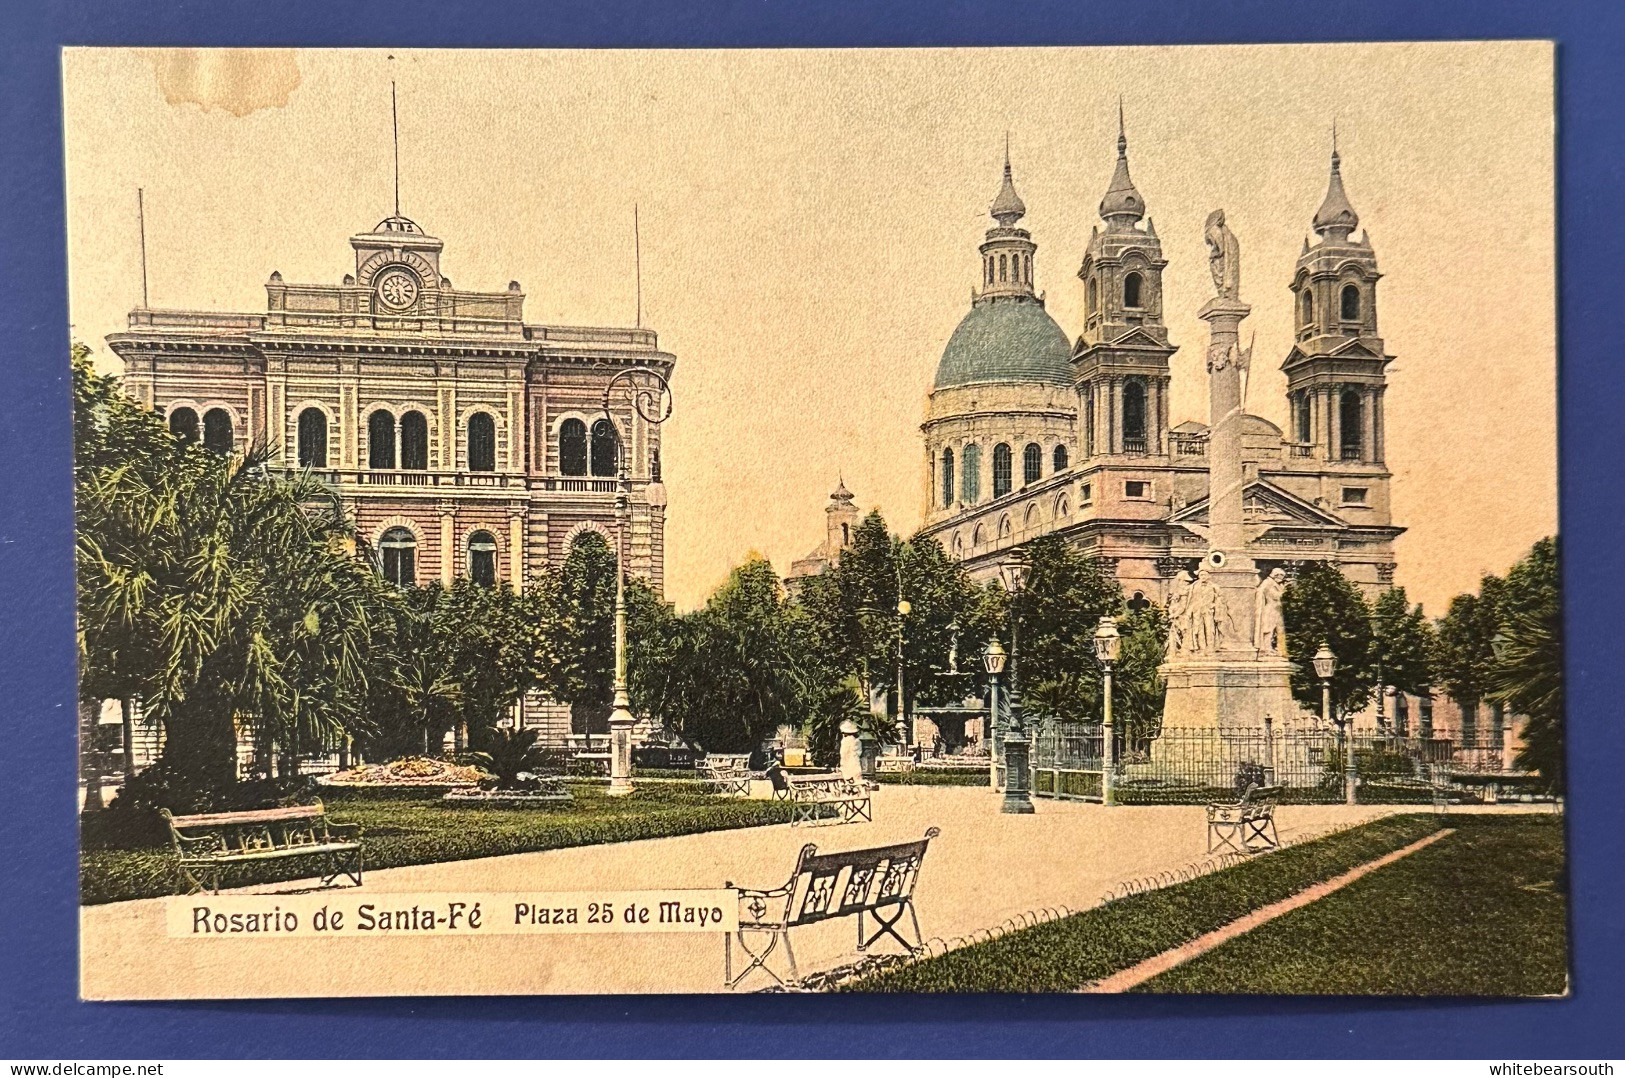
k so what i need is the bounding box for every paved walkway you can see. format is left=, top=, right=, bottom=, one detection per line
left=80, top=787, right=1430, bottom=998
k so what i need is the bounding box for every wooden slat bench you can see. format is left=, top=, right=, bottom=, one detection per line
left=1205, top=783, right=1281, bottom=854
left=784, top=773, right=872, bottom=826
left=724, top=826, right=940, bottom=989
left=159, top=801, right=363, bottom=895
left=698, top=753, right=756, bottom=797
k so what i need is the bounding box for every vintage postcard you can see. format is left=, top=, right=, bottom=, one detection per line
left=67, top=43, right=1562, bottom=998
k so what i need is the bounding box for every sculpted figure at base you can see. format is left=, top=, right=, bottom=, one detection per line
left=1253, top=567, right=1287, bottom=655
left=1165, top=569, right=1194, bottom=659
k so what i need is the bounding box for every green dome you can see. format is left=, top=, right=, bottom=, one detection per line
left=933, top=297, right=1074, bottom=390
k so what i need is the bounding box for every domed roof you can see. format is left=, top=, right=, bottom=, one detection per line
left=933, top=298, right=1073, bottom=390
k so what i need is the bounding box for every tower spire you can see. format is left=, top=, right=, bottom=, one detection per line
left=990, top=135, right=1026, bottom=226
left=1100, top=100, right=1145, bottom=229
left=1312, top=126, right=1359, bottom=240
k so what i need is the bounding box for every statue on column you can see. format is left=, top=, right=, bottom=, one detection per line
left=1204, top=209, right=1241, bottom=301
left=1253, top=567, right=1288, bottom=656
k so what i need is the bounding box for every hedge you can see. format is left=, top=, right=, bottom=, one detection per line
left=81, top=783, right=792, bottom=905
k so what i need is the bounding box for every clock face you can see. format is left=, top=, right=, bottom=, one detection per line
left=376, top=268, right=419, bottom=310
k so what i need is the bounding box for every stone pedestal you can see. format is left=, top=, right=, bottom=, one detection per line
left=606, top=703, right=635, bottom=797
left=838, top=719, right=863, bottom=782
left=1159, top=658, right=1299, bottom=729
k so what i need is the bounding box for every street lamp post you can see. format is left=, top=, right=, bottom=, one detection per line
left=1313, top=642, right=1354, bottom=805
left=1094, top=616, right=1121, bottom=807
left=601, top=368, right=673, bottom=798
left=998, top=551, right=1033, bottom=814
left=895, top=592, right=912, bottom=752
left=983, top=638, right=1006, bottom=790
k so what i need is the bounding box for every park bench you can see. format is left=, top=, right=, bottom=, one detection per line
left=699, top=753, right=756, bottom=796
left=783, top=773, right=872, bottom=826
left=160, top=801, right=363, bottom=895
left=723, top=826, right=941, bottom=989
left=1205, top=783, right=1281, bottom=854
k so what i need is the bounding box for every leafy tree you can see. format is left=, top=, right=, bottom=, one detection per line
left=524, top=530, right=663, bottom=736
left=358, top=584, right=462, bottom=760
left=1005, top=536, right=1122, bottom=722
left=1488, top=538, right=1563, bottom=791
left=636, top=557, right=810, bottom=752
left=1280, top=561, right=1375, bottom=719
left=74, top=343, right=385, bottom=807
left=1114, top=602, right=1169, bottom=745
left=796, top=512, right=992, bottom=738
left=1371, top=586, right=1435, bottom=699
left=1432, top=575, right=1506, bottom=739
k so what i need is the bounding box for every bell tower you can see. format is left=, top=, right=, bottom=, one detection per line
left=1074, top=106, right=1177, bottom=459
left=1281, top=138, right=1392, bottom=464
left=978, top=138, right=1038, bottom=301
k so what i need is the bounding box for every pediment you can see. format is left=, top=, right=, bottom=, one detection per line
left=1328, top=338, right=1385, bottom=360
left=1106, top=326, right=1170, bottom=350
left=1169, top=478, right=1345, bottom=528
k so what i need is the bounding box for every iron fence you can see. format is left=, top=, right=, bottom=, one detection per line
left=1029, top=720, right=1533, bottom=805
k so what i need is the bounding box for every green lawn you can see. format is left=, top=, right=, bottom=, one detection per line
left=81, top=782, right=793, bottom=905
left=874, top=769, right=989, bottom=787
left=842, top=813, right=1446, bottom=993
left=1137, top=814, right=1569, bottom=996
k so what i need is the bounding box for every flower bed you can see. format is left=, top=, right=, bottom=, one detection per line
left=319, top=756, right=490, bottom=791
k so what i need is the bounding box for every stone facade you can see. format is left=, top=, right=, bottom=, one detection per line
left=919, top=121, right=1402, bottom=617
left=106, top=213, right=676, bottom=746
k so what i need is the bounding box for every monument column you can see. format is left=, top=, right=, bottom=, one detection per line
left=1157, top=210, right=1298, bottom=732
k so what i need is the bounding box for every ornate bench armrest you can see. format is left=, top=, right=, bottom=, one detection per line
left=174, top=831, right=227, bottom=856
left=726, top=884, right=793, bottom=928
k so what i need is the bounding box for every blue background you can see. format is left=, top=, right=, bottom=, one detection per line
left=2, top=0, right=1621, bottom=1059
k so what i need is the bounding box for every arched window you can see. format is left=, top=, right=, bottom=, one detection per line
left=985, top=258, right=993, bottom=285
left=202, top=408, right=233, bottom=455
left=1024, top=255, right=1031, bottom=283
left=590, top=418, right=620, bottom=477
left=399, top=410, right=429, bottom=470
left=998, top=254, right=1007, bottom=282
left=1123, top=272, right=1144, bottom=309
left=960, top=444, right=981, bottom=504
left=368, top=409, right=396, bottom=469
left=1294, top=392, right=1312, bottom=444
left=1301, top=288, right=1314, bottom=325
left=1123, top=379, right=1147, bottom=452
left=1052, top=444, right=1069, bottom=472
left=297, top=407, right=328, bottom=468
left=468, top=531, right=498, bottom=586
left=941, top=447, right=955, bottom=508
left=559, top=418, right=588, bottom=476
left=168, top=406, right=199, bottom=445
left=1340, top=390, right=1364, bottom=460
left=1087, top=277, right=1098, bottom=315
left=972, top=523, right=985, bottom=547
left=1023, top=442, right=1042, bottom=486
left=380, top=527, right=416, bottom=587
left=992, top=443, right=1013, bottom=498
left=1341, top=283, right=1361, bottom=321
left=468, top=412, right=496, bottom=472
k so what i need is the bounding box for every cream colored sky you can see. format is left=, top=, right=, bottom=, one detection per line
left=63, top=44, right=1556, bottom=615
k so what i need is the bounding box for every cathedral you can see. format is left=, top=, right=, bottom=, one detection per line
left=918, top=119, right=1402, bottom=610
left=107, top=209, right=675, bottom=745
